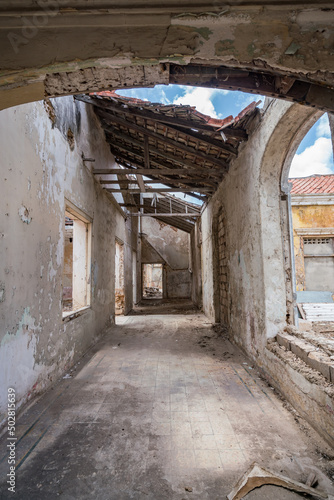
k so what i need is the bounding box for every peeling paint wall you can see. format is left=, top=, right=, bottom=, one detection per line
left=0, top=96, right=130, bottom=426
left=141, top=217, right=191, bottom=299
left=291, top=204, right=334, bottom=291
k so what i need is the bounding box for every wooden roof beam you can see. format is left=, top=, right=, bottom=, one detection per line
left=97, top=109, right=228, bottom=169
left=105, top=128, right=227, bottom=173
left=99, top=178, right=217, bottom=186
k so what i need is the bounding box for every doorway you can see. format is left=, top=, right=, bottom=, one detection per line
left=142, top=263, right=163, bottom=299
left=115, top=239, right=125, bottom=315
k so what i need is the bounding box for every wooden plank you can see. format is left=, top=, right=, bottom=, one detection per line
left=93, top=167, right=221, bottom=176
left=75, top=94, right=248, bottom=139
left=97, top=109, right=228, bottom=169
left=227, top=463, right=328, bottom=500
left=106, top=128, right=227, bottom=173
left=106, top=187, right=212, bottom=193
left=99, top=178, right=217, bottom=185
left=297, top=304, right=306, bottom=320
left=136, top=174, right=146, bottom=192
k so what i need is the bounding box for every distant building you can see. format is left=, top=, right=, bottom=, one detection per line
left=289, top=174, right=334, bottom=298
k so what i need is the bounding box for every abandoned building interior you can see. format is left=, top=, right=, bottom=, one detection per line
left=1, top=1, right=334, bottom=498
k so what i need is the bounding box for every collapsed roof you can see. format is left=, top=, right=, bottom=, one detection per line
left=75, top=91, right=261, bottom=231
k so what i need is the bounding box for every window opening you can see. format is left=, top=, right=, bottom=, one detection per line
left=62, top=206, right=91, bottom=318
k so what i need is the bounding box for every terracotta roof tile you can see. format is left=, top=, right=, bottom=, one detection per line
left=289, top=174, right=334, bottom=194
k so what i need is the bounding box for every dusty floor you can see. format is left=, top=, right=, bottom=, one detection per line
left=0, top=300, right=333, bottom=500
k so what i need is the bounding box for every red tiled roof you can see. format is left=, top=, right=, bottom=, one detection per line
left=94, top=90, right=261, bottom=130
left=289, top=174, right=334, bottom=194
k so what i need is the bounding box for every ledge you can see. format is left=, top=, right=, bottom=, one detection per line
left=62, top=306, right=91, bottom=323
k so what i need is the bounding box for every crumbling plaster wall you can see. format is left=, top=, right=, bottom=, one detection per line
left=190, top=222, right=202, bottom=308
left=1, top=3, right=334, bottom=110
left=201, top=99, right=321, bottom=358
left=0, top=96, right=130, bottom=426
left=141, top=217, right=191, bottom=299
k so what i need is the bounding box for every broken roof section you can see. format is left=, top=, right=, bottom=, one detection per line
left=289, top=174, right=334, bottom=194
left=75, top=90, right=261, bottom=230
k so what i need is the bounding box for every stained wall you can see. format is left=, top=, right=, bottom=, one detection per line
left=0, top=96, right=133, bottom=426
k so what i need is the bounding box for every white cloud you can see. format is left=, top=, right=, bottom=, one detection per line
left=172, top=87, right=228, bottom=118
left=316, top=114, right=331, bottom=138
left=290, top=137, right=334, bottom=178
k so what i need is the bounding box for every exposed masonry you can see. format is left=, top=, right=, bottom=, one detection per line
left=218, top=209, right=229, bottom=325
left=276, top=332, right=334, bottom=383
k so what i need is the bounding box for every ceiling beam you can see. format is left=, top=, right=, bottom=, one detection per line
left=93, top=167, right=222, bottom=176
left=99, top=178, right=217, bottom=185
left=106, top=187, right=212, bottom=193
left=97, top=109, right=228, bottom=169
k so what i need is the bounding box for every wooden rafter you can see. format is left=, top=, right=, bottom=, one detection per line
left=97, top=109, right=228, bottom=169
left=105, top=128, right=227, bottom=173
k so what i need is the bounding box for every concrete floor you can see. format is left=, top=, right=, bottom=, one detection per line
left=0, top=300, right=333, bottom=499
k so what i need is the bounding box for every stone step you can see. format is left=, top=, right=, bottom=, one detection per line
left=276, top=332, right=334, bottom=383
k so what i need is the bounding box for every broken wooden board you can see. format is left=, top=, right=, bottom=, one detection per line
left=227, top=463, right=328, bottom=500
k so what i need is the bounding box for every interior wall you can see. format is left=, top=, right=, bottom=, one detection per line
left=0, top=96, right=130, bottom=426
left=141, top=217, right=191, bottom=299
left=190, top=222, right=202, bottom=308
left=202, top=99, right=321, bottom=356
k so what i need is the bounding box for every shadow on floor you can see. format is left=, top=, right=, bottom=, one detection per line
left=128, top=298, right=199, bottom=316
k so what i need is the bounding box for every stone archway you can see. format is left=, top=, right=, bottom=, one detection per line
left=259, top=101, right=322, bottom=337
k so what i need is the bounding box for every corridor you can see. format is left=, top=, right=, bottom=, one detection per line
left=0, top=302, right=333, bottom=499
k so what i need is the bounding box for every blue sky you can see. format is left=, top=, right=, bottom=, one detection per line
left=117, top=85, right=334, bottom=193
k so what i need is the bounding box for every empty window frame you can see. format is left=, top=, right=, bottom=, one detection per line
left=62, top=203, right=92, bottom=318
left=115, top=239, right=125, bottom=315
